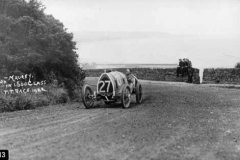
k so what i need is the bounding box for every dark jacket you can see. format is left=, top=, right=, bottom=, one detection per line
left=179, top=61, right=184, bottom=67
left=183, top=61, right=188, bottom=67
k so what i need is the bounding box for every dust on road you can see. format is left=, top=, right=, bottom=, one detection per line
left=1, top=79, right=240, bottom=160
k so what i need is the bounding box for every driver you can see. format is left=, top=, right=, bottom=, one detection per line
left=105, top=68, right=112, bottom=73
left=126, top=69, right=135, bottom=93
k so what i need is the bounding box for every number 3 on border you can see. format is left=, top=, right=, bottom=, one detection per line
left=0, top=150, right=9, bottom=160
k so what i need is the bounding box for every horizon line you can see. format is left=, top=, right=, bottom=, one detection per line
left=96, top=63, right=178, bottom=65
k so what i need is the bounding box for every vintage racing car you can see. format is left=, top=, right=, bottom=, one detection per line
left=82, top=71, right=143, bottom=109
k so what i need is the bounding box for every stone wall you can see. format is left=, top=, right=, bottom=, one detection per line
left=85, top=68, right=200, bottom=84
left=203, top=68, right=240, bottom=84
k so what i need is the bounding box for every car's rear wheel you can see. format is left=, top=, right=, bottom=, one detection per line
left=136, top=83, right=143, bottom=103
left=121, top=84, right=131, bottom=108
left=82, top=84, right=94, bottom=109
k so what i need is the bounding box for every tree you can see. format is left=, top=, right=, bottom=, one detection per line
left=0, top=0, right=83, bottom=88
left=235, top=62, right=240, bottom=69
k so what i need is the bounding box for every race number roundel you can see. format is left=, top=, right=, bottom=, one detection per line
left=98, top=75, right=113, bottom=93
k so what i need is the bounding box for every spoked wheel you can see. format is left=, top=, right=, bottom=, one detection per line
left=82, top=84, right=94, bottom=109
left=121, top=84, right=131, bottom=109
left=136, top=83, right=143, bottom=103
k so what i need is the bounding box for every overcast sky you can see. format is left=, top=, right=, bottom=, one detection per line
left=40, top=0, right=240, bottom=68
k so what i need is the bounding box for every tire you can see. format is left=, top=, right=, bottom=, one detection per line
left=121, top=84, right=131, bottom=109
left=82, top=84, right=94, bottom=109
left=136, top=83, right=142, bottom=103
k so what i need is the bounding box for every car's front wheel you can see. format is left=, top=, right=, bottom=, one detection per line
left=82, top=84, right=94, bottom=109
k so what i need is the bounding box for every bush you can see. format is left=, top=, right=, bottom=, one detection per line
left=44, top=85, right=69, bottom=104
left=57, top=78, right=82, bottom=102
left=0, top=85, right=70, bottom=112
left=0, top=93, right=50, bottom=112
left=70, top=85, right=82, bottom=102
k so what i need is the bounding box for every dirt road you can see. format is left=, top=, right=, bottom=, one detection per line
left=1, top=79, right=240, bottom=160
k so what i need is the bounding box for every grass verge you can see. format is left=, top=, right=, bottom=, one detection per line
left=0, top=84, right=78, bottom=112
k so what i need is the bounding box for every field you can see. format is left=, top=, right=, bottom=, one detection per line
left=1, top=78, right=240, bottom=160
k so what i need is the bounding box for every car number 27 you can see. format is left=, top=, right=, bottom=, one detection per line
left=99, top=80, right=111, bottom=92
